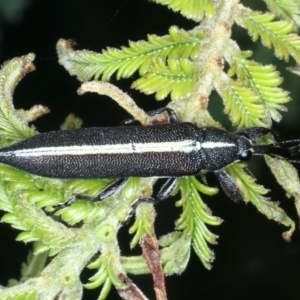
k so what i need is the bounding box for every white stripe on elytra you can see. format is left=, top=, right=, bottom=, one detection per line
left=0, top=141, right=235, bottom=157
left=202, top=142, right=235, bottom=148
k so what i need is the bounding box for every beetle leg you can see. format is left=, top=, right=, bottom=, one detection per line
left=157, top=177, right=179, bottom=201
left=53, top=178, right=129, bottom=211
left=236, top=127, right=281, bottom=142
left=122, top=197, right=157, bottom=225
left=121, top=117, right=139, bottom=125
left=96, top=178, right=129, bottom=200
left=214, top=169, right=243, bottom=203
left=121, top=177, right=179, bottom=217
left=148, top=107, right=180, bottom=123
left=122, top=177, right=179, bottom=224
left=122, top=107, right=180, bottom=125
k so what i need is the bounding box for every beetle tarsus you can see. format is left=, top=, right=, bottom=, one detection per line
left=122, top=107, right=180, bottom=125
left=157, top=177, right=179, bottom=201
left=97, top=178, right=129, bottom=200
left=149, top=107, right=180, bottom=123
left=121, top=197, right=157, bottom=225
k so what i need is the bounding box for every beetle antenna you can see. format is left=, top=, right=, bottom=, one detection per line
left=253, top=139, right=300, bottom=163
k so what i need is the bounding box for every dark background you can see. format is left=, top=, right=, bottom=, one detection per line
left=0, top=1, right=300, bottom=299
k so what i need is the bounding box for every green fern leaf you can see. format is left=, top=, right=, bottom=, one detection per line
left=2, top=291, right=38, bottom=300
left=20, top=243, right=48, bottom=282
left=152, top=0, right=214, bottom=21
left=85, top=252, right=127, bottom=297
left=0, top=54, right=36, bottom=143
left=229, top=51, right=290, bottom=123
left=264, top=0, right=300, bottom=27
left=227, top=164, right=295, bottom=240
left=57, top=27, right=202, bottom=81
left=159, top=231, right=191, bottom=274
left=223, top=81, right=267, bottom=129
left=176, top=177, right=221, bottom=269
left=265, top=155, right=300, bottom=226
left=243, top=13, right=300, bottom=63
left=129, top=202, right=154, bottom=249
left=85, top=263, right=111, bottom=290
left=0, top=165, right=74, bottom=255
left=132, top=57, right=199, bottom=101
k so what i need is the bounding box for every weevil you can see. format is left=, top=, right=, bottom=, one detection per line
left=0, top=108, right=299, bottom=205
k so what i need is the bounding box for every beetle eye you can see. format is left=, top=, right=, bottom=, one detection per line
left=239, top=150, right=252, bottom=161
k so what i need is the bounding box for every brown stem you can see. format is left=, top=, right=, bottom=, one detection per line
left=141, top=235, right=167, bottom=300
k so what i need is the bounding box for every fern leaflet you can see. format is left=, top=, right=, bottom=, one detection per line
left=264, top=0, right=300, bottom=27
left=132, top=57, right=199, bottom=100
left=229, top=51, right=290, bottom=123
left=223, top=81, right=267, bottom=129
left=0, top=55, right=36, bottom=143
left=243, top=12, right=300, bottom=63
left=176, top=177, right=221, bottom=269
left=227, top=164, right=295, bottom=240
left=57, top=27, right=203, bottom=81
left=152, top=0, right=214, bottom=22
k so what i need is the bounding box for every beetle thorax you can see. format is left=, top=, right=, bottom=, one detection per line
left=197, top=128, right=252, bottom=171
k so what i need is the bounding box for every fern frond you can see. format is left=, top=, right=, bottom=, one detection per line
left=159, top=230, right=191, bottom=274
left=57, top=27, right=203, bottom=81
left=265, top=156, right=300, bottom=228
left=158, top=176, right=220, bottom=274
left=152, top=0, right=214, bottom=21
left=20, top=243, right=48, bottom=282
left=229, top=51, right=290, bottom=123
left=243, top=13, right=300, bottom=63
left=85, top=248, right=127, bottom=298
left=264, top=0, right=300, bottom=27
left=2, top=194, right=73, bottom=256
left=132, top=57, right=199, bottom=101
left=85, top=257, right=112, bottom=295
left=227, top=164, right=295, bottom=240
left=0, top=165, right=74, bottom=255
left=2, top=291, right=38, bottom=300
left=223, top=81, right=267, bottom=129
left=175, top=177, right=221, bottom=269
left=0, top=54, right=36, bottom=143
left=129, top=202, right=154, bottom=249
